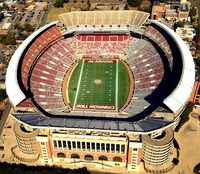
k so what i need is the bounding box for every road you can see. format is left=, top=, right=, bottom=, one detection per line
left=31, top=10, right=39, bottom=26
left=39, top=0, right=56, bottom=28
left=20, top=11, right=29, bottom=26
left=0, top=47, right=16, bottom=52
left=0, top=103, right=13, bottom=139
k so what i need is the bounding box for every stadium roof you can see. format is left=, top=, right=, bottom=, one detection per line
left=5, top=12, right=195, bottom=133
left=6, top=22, right=57, bottom=106
left=12, top=112, right=172, bottom=134
left=152, top=21, right=195, bottom=113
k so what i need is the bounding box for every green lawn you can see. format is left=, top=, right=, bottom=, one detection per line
left=68, top=59, right=130, bottom=110
left=118, top=62, right=130, bottom=108
left=68, top=61, right=83, bottom=107
left=175, top=104, right=193, bottom=132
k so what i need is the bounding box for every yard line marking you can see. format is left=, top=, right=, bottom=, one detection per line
left=73, top=60, right=85, bottom=109
left=115, top=59, right=119, bottom=111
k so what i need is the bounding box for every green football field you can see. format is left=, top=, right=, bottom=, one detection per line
left=68, top=59, right=130, bottom=111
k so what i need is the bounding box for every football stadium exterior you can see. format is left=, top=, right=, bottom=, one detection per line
left=6, top=11, right=195, bottom=173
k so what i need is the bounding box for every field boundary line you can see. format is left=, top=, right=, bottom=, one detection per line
left=73, top=60, right=85, bottom=109
left=62, top=61, right=78, bottom=109
left=115, top=59, right=119, bottom=111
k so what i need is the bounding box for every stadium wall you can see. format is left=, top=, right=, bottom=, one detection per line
left=6, top=11, right=195, bottom=173
left=6, top=22, right=57, bottom=106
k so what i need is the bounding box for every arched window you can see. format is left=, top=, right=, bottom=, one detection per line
left=84, top=154, right=94, bottom=161
left=57, top=152, right=66, bottom=158
left=98, top=155, right=108, bottom=161
left=71, top=153, right=80, bottom=159
left=113, top=156, right=122, bottom=162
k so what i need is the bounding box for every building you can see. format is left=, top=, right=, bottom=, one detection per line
left=1, top=22, right=11, bottom=34
left=178, top=3, right=189, bottom=20
left=151, top=1, right=189, bottom=21
left=0, top=0, right=17, bottom=7
left=176, top=27, right=196, bottom=55
left=176, top=27, right=196, bottom=41
left=6, top=11, right=195, bottom=173
left=189, top=80, right=200, bottom=107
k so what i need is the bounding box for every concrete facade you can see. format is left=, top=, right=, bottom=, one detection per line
left=13, top=122, right=175, bottom=172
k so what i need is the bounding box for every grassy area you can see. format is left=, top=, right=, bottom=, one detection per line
left=46, top=6, right=66, bottom=23
left=76, top=60, right=116, bottom=106
left=175, top=104, right=193, bottom=132
left=118, top=61, right=130, bottom=108
left=46, top=2, right=87, bottom=23
left=68, top=61, right=83, bottom=107
left=68, top=59, right=130, bottom=110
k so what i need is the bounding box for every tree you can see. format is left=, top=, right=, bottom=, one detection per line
left=0, top=89, right=7, bottom=101
left=87, top=0, right=91, bottom=10
left=2, top=33, right=16, bottom=45
left=23, top=23, right=34, bottom=32
left=194, top=23, right=200, bottom=35
left=194, top=34, right=200, bottom=45
left=159, top=0, right=171, bottom=2
left=15, top=23, right=23, bottom=31
left=140, top=7, right=151, bottom=13
left=189, top=7, right=197, bottom=22
left=128, top=0, right=142, bottom=7
left=190, top=7, right=196, bottom=17
left=173, top=21, right=184, bottom=30
left=2, top=3, right=9, bottom=10
left=54, top=0, right=69, bottom=8
left=54, top=0, right=64, bottom=8
left=194, top=57, right=200, bottom=67
left=4, top=33, right=16, bottom=45
left=124, top=4, right=129, bottom=10
left=0, top=33, right=16, bottom=45
left=0, top=34, right=5, bottom=43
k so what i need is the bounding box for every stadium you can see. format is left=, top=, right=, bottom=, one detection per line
left=6, top=11, right=195, bottom=173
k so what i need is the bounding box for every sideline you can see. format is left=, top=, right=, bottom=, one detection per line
left=115, top=59, right=119, bottom=111
left=73, top=60, right=85, bottom=109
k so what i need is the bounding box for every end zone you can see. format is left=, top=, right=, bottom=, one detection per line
left=76, top=104, right=115, bottom=110
left=85, top=59, right=116, bottom=64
